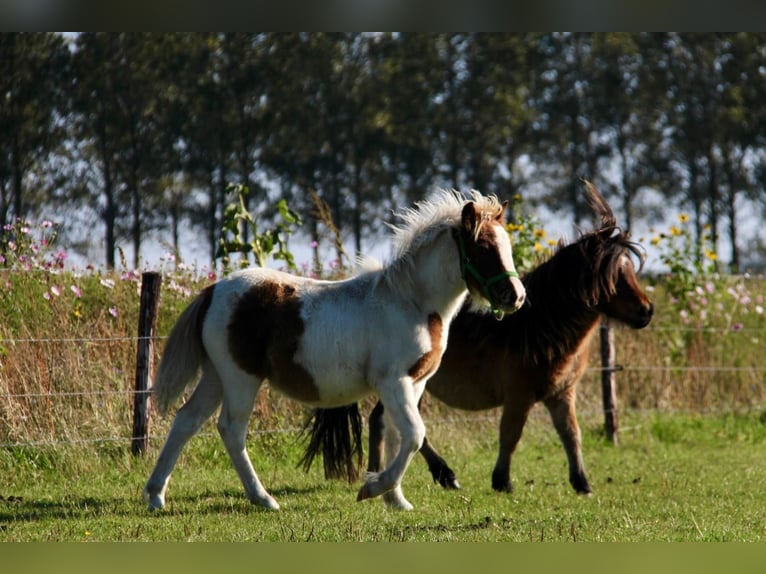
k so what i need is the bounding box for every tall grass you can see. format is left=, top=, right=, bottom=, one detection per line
left=1, top=215, right=766, bottom=446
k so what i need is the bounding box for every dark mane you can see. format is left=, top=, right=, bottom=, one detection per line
left=453, top=225, right=644, bottom=364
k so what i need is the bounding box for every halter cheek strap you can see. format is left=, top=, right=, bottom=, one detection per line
left=456, top=231, right=519, bottom=319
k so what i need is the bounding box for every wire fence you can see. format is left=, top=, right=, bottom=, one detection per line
left=1, top=325, right=765, bottom=451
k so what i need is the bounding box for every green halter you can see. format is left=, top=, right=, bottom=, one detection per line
left=456, top=231, right=519, bottom=319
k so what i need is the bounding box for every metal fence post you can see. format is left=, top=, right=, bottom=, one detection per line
left=600, top=319, right=619, bottom=445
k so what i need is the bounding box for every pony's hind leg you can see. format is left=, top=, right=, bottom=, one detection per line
left=144, top=365, right=223, bottom=510
left=216, top=372, right=279, bottom=510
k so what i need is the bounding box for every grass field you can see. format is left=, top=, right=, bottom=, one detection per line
left=2, top=220, right=766, bottom=545
left=2, top=409, right=764, bottom=542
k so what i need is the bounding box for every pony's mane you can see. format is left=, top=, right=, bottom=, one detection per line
left=379, top=189, right=504, bottom=293
left=517, top=225, right=643, bottom=362
left=456, top=223, right=644, bottom=364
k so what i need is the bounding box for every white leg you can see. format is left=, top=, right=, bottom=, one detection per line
left=216, top=372, right=279, bottom=510
left=381, top=411, right=412, bottom=510
left=358, top=379, right=426, bottom=510
left=144, top=365, right=223, bottom=510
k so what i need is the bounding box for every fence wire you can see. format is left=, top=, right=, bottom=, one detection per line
left=1, top=328, right=765, bottom=450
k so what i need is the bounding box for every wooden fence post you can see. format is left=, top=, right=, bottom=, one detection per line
left=600, top=319, right=619, bottom=445
left=132, top=271, right=162, bottom=456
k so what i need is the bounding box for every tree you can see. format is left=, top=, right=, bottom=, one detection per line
left=0, top=33, right=70, bottom=230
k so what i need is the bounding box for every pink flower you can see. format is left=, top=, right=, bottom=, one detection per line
left=41, top=220, right=53, bottom=228
left=50, top=286, right=61, bottom=297
left=207, top=271, right=217, bottom=281
left=108, top=307, right=119, bottom=318
left=732, top=323, right=744, bottom=332
left=100, top=278, right=115, bottom=289
left=70, top=285, right=82, bottom=298
left=43, top=292, right=51, bottom=301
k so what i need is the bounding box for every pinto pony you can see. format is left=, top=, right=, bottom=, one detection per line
left=143, top=189, right=525, bottom=511
left=365, top=181, right=653, bottom=500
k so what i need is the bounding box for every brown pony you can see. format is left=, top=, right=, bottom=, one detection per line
left=363, top=181, right=654, bottom=499
left=302, top=182, right=653, bottom=501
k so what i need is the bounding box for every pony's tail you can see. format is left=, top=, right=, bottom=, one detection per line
left=153, top=286, right=213, bottom=416
left=298, top=405, right=364, bottom=483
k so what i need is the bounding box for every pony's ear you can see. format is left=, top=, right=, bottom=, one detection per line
left=495, top=200, right=509, bottom=223
left=461, top=201, right=478, bottom=232
left=582, top=179, right=616, bottom=230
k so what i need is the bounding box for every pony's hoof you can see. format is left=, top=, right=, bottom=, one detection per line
left=383, top=491, right=413, bottom=511
left=357, top=483, right=372, bottom=502
left=144, top=490, right=165, bottom=511
left=252, top=495, right=280, bottom=510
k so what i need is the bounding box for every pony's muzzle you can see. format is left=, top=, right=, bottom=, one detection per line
left=491, top=277, right=526, bottom=317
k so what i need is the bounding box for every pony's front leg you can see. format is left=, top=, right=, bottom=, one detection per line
left=358, top=379, right=426, bottom=510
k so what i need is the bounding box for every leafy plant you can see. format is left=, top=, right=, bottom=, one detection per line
left=216, top=183, right=303, bottom=272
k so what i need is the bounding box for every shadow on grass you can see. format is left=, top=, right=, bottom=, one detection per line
left=0, top=481, right=335, bottom=526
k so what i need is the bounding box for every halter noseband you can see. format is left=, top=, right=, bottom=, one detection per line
left=456, top=230, right=519, bottom=320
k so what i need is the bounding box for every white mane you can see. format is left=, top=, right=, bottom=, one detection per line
left=379, top=188, right=504, bottom=294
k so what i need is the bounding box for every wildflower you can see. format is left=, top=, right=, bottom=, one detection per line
left=756, top=305, right=763, bottom=315
left=8, top=241, right=16, bottom=251
left=650, top=236, right=660, bottom=246
left=731, top=323, right=744, bottom=332
left=533, top=228, right=546, bottom=239
left=70, top=285, right=82, bottom=298
left=50, top=286, right=61, bottom=297
left=309, top=240, right=318, bottom=249
left=678, top=213, right=690, bottom=223
left=669, top=226, right=682, bottom=236
left=73, top=308, right=82, bottom=319
left=704, top=250, right=717, bottom=261
left=108, top=307, right=119, bottom=318
left=100, top=278, right=115, bottom=289
left=41, top=220, right=53, bottom=228
left=534, top=242, right=543, bottom=252
left=43, top=292, right=51, bottom=301
left=0, top=254, right=5, bottom=265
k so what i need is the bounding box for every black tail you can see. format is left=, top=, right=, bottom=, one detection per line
left=298, top=405, right=363, bottom=482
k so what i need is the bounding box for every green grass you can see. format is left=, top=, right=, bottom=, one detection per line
left=2, top=410, right=764, bottom=542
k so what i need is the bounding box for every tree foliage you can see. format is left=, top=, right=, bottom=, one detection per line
left=4, top=32, right=766, bottom=271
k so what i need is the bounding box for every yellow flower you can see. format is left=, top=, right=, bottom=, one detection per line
left=650, top=236, right=661, bottom=246
left=533, top=228, right=546, bottom=239
left=512, top=194, right=522, bottom=202
left=534, top=242, right=543, bottom=252
left=73, top=309, right=82, bottom=319
left=546, top=239, right=558, bottom=246
left=669, top=226, right=682, bottom=236
left=705, top=250, right=717, bottom=261
left=678, top=213, right=690, bottom=223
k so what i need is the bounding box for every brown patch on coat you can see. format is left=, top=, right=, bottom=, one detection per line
left=227, top=280, right=320, bottom=403
left=408, top=313, right=444, bottom=383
